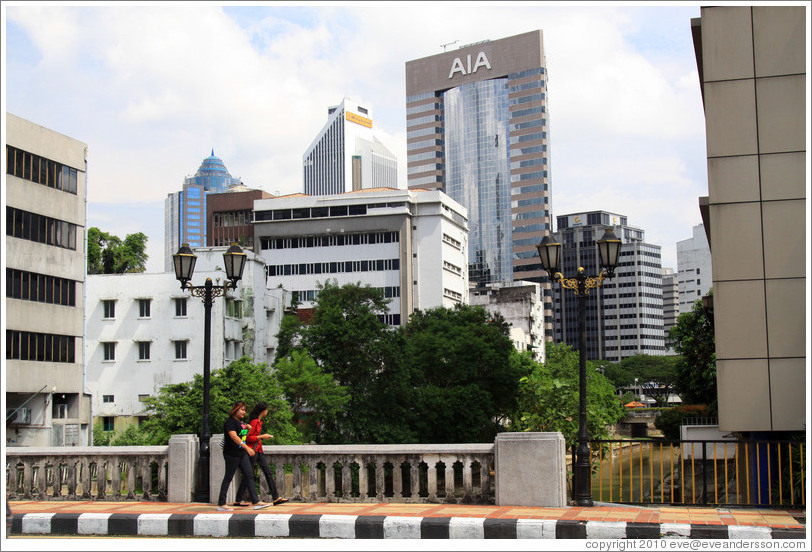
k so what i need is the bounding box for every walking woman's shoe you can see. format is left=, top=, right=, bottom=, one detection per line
left=232, top=501, right=250, bottom=507
left=273, top=497, right=289, bottom=505
left=217, top=505, right=234, bottom=511
left=253, top=502, right=271, bottom=510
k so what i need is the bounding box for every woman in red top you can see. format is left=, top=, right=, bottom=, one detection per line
left=234, top=401, right=289, bottom=506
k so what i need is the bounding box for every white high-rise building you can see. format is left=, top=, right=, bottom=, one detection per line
left=303, top=98, right=398, bottom=195
left=677, top=223, right=712, bottom=313
left=253, top=187, right=468, bottom=325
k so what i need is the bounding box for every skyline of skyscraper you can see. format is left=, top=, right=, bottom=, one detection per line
left=164, top=150, right=242, bottom=271
left=552, top=211, right=666, bottom=362
left=404, top=30, right=552, bottom=287
left=303, top=98, right=398, bottom=196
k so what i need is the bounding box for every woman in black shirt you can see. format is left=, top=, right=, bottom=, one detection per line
left=216, top=401, right=270, bottom=511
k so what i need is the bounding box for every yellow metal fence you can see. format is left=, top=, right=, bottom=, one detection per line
left=587, top=439, right=805, bottom=507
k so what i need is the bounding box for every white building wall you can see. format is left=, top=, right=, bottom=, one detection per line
left=677, top=223, right=713, bottom=313
left=85, top=249, right=289, bottom=429
left=469, top=281, right=546, bottom=362
left=255, top=188, right=468, bottom=324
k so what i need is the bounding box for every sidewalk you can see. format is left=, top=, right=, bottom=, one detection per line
left=6, top=499, right=806, bottom=540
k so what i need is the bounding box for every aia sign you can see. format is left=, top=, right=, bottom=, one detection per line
left=448, top=52, right=492, bottom=79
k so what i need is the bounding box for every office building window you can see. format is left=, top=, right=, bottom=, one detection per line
left=5, top=330, right=76, bottom=363
left=174, top=340, right=188, bottom=360
left=6, top=206, right=77, bottom=250
left=6, top=268, right=77, bottom=306
left=102, top=417, right=115, bottom=432
left=102, top=300, right=116, bottom=319
left=103, top=342, right=116, bottom=361
left=138, top=341, right=151, bottom=360
left=102, top=395, right=114, bottom=403
left=175, top=298, right=187, bottom=317
left=138, top=298, right=151, bottom=318
left=6, top=145, right=79, bottom=194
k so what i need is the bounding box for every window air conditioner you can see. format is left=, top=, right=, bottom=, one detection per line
left=7, top=407, right=32, bottom=425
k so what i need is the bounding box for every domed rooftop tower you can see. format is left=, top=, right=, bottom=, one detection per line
left=165, top=150, right=243, bottom=270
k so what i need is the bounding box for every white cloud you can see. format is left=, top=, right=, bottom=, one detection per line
left=5, top=3, right=708, bottom=273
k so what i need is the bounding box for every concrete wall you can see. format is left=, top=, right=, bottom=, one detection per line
left=694, top=6, right=806, bottom=432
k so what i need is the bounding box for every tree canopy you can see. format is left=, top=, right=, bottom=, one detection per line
left=275, top=282, right=527, bottom=444
left=511, top=343, right=625, bottom=447
left=109, top=357, right=303, bottom=446
left=87, top=227, right=148, bottom=274
left=667, top=292, right=717, bottom=410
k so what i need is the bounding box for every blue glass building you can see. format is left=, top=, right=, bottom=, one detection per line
left=405, top=31, right=551, bottom=287
left=164, top=150, right=241, bottom=270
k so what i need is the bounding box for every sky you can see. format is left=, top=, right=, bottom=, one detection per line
left=3, top=1, right=711, bottom=273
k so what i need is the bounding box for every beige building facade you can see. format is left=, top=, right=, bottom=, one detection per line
left=691, top=7, right=807, bottom=432
left=5, top=113, right=91, bottom=446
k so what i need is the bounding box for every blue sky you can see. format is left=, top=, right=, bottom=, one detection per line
left=4, top=2, right=710, bottom=273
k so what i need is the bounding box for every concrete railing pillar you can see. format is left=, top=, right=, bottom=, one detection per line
left=494, top=432, right=567, bottom=507
left=167, top=434, right=199, bottom=503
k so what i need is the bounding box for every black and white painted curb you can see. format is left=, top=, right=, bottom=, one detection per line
left=9, top=513, right=806, bottom=539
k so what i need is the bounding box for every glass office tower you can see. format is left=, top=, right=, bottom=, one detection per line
left=405, top=31, right=550, bottom=286
left=405, top=30, right=553, bottom=335
left=164, top=150, right=241, bottom=270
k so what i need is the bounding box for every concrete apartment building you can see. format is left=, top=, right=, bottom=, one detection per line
left=552, top=211, right=665, bottom=362
left=206, top=185, right=273, bottom=248
left=676, top=223, right=713, bottom=314
left=253, top=187, right=468, bottom=325
left=405, top=30, right=555, bottom=339
left=85, top=249, right=291, bottom=434
left=662, top=267, right=679, bottom=339
left=469, top=281, right=546, bottom=363
left=5, top=113, right=91, bottom=446
left=303, top=98, right=398, bottom=195
left=692, top=6, right=806, bottom=433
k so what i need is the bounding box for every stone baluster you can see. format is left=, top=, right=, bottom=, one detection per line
left=140, top=459, right=153, bottom=500
left=79, top=458, right=92, bottom=499
left=374, top=456, right=385, bottom=501
left=52, top=462, right=62, bottom=498
left=36, top=461, right=48, bottom=499
left=462, top=456, right=473, bottom=502
left=426, top=457, right=438, bottom=501
left=325, top=458, right=336, bottom=501
left=96, top=461, right=108, bottom=499
left=444, top=457, right=456, bottom=502
left=307, top=460, right=319, bottom=501
left=291, top=459, right=302, bottom=500
left=357, top=459, right=368, bottom=501
left=410, top=461, right=420, bottom=502
left=480, top=459, right=492, bottom=501
left=66, top=459, right=78, bottom=499
left=158, top=457, right=168, bottom=500
left=21, top=460, right=32, bottom=499
left=392, top=459, right=403, bottom=500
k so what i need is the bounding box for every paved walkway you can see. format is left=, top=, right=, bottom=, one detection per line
left=7, top=499, right=806, bottom=540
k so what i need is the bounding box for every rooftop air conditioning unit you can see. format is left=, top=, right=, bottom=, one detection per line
left=7, top=407, right=32, bottom=425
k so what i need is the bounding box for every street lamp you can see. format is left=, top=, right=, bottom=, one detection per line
left=173, top=242, right=247, bottom=503
left=537, top=227, right=622, bottom=506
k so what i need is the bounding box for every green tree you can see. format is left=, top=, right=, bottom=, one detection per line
left=274, top=350, right=350, bottom=442
left=667, top=293, right=717, bottom=410
left=87, top=227, right=148, bottom=274
left=292, top=280, right=409, bottom=443
left=402, top=304, right=526, bottom=443
left=618, top=355, right=680, bottom=407
left=512, top=343, right=625, bottom=447
left=135, top=357, right=303, bottom=445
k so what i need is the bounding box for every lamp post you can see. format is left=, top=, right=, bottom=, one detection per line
left=173, top=242, right=247, bottom=503
left=537, top=227, right=622, bottom=507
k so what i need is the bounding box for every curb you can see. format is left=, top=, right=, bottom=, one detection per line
left=10, top=513, right=806, bottom=539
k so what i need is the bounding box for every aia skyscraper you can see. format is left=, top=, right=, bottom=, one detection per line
left=405, top=30, right=552, bottom=332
